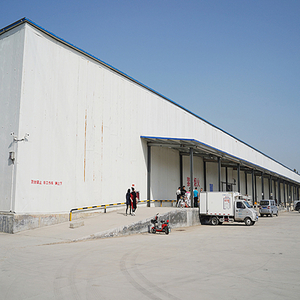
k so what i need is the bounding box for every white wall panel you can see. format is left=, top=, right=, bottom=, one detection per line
left=231, top=169, right=238, bottom=192
left=0, top=25, right=25, bottom=212
left=181, top=156, right=188, bottom=189
left=13, top=24, right=157, bottom=212
left=151, top=147, right=179, bottom=200
left=264, top=178, right=269, bottom=199
left=256, top=177, right=262, bottom=202
left=193, top=157, right=204, bottom=190
left=181, top=156, right=204, bottom=192
left=2, top=21, right=299, bottom=214
left=206, top=162, right=218, bottom=192
left=246, top=173, right=252, bottom=197
left=240, top=172, right=245, bottom=194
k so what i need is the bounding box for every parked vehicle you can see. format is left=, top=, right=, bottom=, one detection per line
left=294, top=200, right=300, bottom=211
left=199, top=192, right=258, bottom=226
left=259, top=200, right=278, bottom=217
left=294, top=202, right=300, bottom=212
left=149, top=213, right=170, bottom=234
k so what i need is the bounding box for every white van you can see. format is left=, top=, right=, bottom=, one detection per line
left=259, top=200, right=278, bottom=217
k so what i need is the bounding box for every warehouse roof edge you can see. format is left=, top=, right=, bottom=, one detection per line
left=1, top=18, right=299, bottom=183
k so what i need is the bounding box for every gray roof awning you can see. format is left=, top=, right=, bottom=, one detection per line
left=141, top=136, right=296, bottom=181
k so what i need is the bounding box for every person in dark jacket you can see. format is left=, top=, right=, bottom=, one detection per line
left=126, top=189, right=131, bottom=216
left=181, top=186, right=186, bottom=199
left=176, top=187, right=181, bottom=205
left=131, top=187, right=137, bottom=216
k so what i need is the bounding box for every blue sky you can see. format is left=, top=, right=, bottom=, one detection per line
left=1, top=0, right=300, bottom=172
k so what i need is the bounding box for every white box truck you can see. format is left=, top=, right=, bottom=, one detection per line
left=199, top=192, right=259, bottom=226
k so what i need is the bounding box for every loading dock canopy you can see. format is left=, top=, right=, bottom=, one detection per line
left=141, top=136, right=293, bottom=180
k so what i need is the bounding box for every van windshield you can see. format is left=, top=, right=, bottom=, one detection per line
left=244, top=201, right=251, bottom=208
left=260, top=201, right=270, bottom=205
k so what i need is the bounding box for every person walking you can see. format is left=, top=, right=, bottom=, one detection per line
left=181, top=186, right=186, bottom=199
left=131, top=187, right=137, bottom=216
left=186, top=189, right=191, bottom=207
left=193, top=187, right=199, bottom=207
left=176, top=187, right=181, bottom=205
left=125, top=189, right=131, bottom=215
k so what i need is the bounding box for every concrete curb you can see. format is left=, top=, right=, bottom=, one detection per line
left=73, top=208, right=200, bottom=242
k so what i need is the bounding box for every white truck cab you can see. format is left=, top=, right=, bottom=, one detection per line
left=200, top=192, right=258, bottom=226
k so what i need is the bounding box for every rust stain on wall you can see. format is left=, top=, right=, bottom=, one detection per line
left=101, top=121, right=103, bottom=182
left=84, top=110, right=87, bottom=182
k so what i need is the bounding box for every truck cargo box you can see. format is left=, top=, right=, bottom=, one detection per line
left=200, top=192, right=239, bottom=216
left=199, top=191, right=258, bottom=226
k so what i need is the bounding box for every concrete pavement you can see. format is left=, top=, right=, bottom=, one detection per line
left=1, top=210, right=300, bottom=300
left=0, top=206, right=198, bottom=245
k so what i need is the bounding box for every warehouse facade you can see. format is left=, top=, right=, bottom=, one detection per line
left=1, top=18, right=300, bottom=232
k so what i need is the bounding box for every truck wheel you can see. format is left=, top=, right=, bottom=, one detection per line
left=200, top=216, right=208, bottom=225
left=244, top=217, right=252, bottom=226
left=211, top=217, right=219, bottom=226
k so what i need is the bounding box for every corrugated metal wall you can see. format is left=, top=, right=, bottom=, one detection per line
left=0, top=25, right=25, bottom=212
left=1, top=22, right=299, bottom=214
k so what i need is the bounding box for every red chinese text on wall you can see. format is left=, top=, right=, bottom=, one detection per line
left=186, top=177, right=200, bottom=187
left=31, top=180, right=62, bottom=186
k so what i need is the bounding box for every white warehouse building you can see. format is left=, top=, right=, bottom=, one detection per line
left=1, top=18, right=300, bottom=233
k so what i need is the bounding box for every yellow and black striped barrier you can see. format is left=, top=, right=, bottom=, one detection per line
left=69, top=200, right=176, bottom=221
left=139, top=199, right=176, bottom=208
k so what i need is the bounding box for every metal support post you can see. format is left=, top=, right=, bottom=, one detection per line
left=278, top=179, right=281, bottom=204
left=147, top=144, right=151, bottom=207
left=293, top=185, right=295, bottom=202
left=252, top=170, right=255, bottom=206
left=288, top=182, right=291, bottom=206
left=261, top=172, right=264, bottom=200
left=190, top=148, right=194, bottom=207
left=218, top=157, right=221, bottom=192
left=274, top=178, right=276, bottom=201
left=179, top=154, right=183, bottom=188
left=283, top=181, right=286, bottom=206
left=237, top=164, right=240, bottom=193
left=203, top=161, right=207, bottom=191
left=245, top=171, right=248, bottom=195
left=254, top=173, right=257, bottom=204
left=225, top=167, right=228, bottom=191
left=270, top=175, right=272, bottom=199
